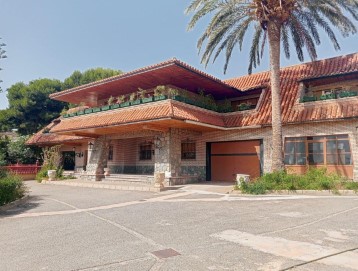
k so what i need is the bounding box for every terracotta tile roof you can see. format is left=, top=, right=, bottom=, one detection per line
left=26, top=119, right=90, bottom=146
left=50, top=100, right=226, bottom=133
left=32, top=53, right=358, bottom=143
left=225, top=53, right=358, bottom=126
left=50, top=58, right=240, bottom=105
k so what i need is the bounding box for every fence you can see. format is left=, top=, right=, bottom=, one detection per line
left=2, top=162, right=42, bottom=179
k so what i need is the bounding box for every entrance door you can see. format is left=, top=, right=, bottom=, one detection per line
left=209, top=140, right=262, bottom=182
left=62, top=151, right=75, bottom=171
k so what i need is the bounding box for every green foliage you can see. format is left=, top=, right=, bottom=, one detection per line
left=239, top=168, right=354, bottom=195
left=129, top=92, right=137, bottom=101
left=0, top=135, right=40, bottom=165
left=0, top=136, right=10, bottom=166
left=154, top=86, right=166, bottom=96
left=63, top=68, right=121, bottom=90
left=137, top=88, right=147, bottom=99
left=35, top=165, right=65, bottom=182
left=107, top=96, right=115, bottom=105
left=186, top=1, right=358, bottom=74
left=117, top=95, right=126, bottom=103
left=344, top=181, right=358, bottom=192
left=0, top=67, right=122, bottom=135
left=35, top=166, right=49, bottom=182
left=7, top=135, right=39, bottom=164
left=0, top=169, right=27, bottom=206
left=1, top=79, right=65, bottom=134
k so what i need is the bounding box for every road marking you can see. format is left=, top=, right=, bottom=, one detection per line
left=2, top=192, right=192, bottom=219
left=261, top=205, right=358, bottom=235
left=45, top=197, right=79, bottom=209
left=85, top=211, right=164, bottom=249
left=212, top=230, right=358, bottom=270
left=2, top=190, right=357, bottom=220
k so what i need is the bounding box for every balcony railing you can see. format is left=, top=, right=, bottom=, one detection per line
left=301, top=90, right=358, bottom=103
left=62, top=95, right=255, bottom=119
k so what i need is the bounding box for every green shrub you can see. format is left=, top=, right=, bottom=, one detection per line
left=36, top=166, right=65, bottom=182
left=240, top=168, right=346, bottom=195
left=35, top=166, right=50, bottom=182
left=0, top=171, right=27, bottom=206
left=343, top=181, right=358, bottom=191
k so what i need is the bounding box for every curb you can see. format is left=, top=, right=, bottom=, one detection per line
left=41, top=180, right=162, bottom=192
left=0, top=195, right=30, bottom=212
left=230, top=189, right=358, bottom=196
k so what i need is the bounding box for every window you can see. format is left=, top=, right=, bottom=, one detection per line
left=181, top=141, right=196, bottom=160
left=284, top=135, right=352, bottom=166
left=326, top=135, right=352, bottom=165
left=284, top=137, right=306, bottom=165
left=108, top=145, right=113, bottom=161
left=139, top=142, right=153, bottom=160
left=307, top=137, right=325, bottom=165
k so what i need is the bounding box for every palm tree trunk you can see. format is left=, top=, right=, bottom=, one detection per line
left=267, top=21, right=284, bottom=171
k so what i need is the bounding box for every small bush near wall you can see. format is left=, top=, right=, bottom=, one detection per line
left=35, top=166, right=65, bottom=182
left=239, top=168, right=356, bottom=195
left=0, top=169, right=27, bottom=206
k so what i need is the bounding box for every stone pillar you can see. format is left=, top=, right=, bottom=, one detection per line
left=86, top=136, right=109, bottom=181
left=168, top=128, right=181, bottom=177
left=154, top=128, right=181, bottom=178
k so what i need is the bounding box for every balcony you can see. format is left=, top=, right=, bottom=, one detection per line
left=62, top=94, right=255, bottom=119
left=301, top=90, right=358, bottom=103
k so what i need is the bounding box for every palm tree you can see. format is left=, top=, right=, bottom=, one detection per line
left=0, top=38, right=6, bottom=92
left=186, top=0, right=358, bottom=171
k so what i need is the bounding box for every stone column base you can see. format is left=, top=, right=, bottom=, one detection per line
left=85, top=174, right=104, bottom=182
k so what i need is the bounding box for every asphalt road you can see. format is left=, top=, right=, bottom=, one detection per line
left=1, top=181, right=358, bottom=271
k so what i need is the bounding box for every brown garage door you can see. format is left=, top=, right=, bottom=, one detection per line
left=210, top=140, right=261, bottom=182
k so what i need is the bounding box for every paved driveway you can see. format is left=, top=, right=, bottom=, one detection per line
left=1, top=181, right=358, bottom=271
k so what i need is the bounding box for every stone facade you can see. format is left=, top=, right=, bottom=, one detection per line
left=80, top=119, right=358, bottom=182
left=86, top=136, right=109, bottom=181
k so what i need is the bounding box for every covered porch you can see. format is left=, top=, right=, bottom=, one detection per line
left=49, top=102, right=223, bottom=183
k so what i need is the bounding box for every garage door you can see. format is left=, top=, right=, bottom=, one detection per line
left=209, top=140, right=261, bottom=182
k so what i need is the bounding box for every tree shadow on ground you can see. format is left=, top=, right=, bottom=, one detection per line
left=0, top=195, right=46, bottom=218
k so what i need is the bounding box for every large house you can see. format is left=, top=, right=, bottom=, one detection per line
left=27, top=53, right=358, bottom=183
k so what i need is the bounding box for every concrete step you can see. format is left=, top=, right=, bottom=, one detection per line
left=103, top=174, right=154, bottom=185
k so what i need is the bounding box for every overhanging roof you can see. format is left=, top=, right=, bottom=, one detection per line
left=50, top=58, right=241, bottom=105
left=50, top=100, right=226, bottom=136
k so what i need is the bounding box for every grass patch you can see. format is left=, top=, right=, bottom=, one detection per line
left=35, top=166, right=75, bottom=182
left=0, top=169, right=27, bottom=206
left=239, top=168, right=356, bottom=195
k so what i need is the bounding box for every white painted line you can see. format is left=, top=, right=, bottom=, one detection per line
left=211, top=230, right=358, bottom=270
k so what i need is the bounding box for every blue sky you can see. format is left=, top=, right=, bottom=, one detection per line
left=0, top=0, right=357, bottom=109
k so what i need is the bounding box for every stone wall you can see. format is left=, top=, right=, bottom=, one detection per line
left=86, top=136, right=109, bottom=181
left=178, top=119, right=358, bottom=181
left=82, top=119, right=358, bottom=182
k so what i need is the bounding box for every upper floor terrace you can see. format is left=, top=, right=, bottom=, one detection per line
left=48, top=54, right=358, bottom=137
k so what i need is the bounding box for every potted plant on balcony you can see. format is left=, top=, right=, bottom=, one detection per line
left=237, top=102, right=251, bottom=111
left=204, top=94, right=218, bottom=111
left=301, top=96, right=317, bottom=102
left=101, top=96, right=114, bottom=111
left=218, top=99, right=232, bottom=113
left=339, top=90, right=358, bottom=98
left=120, top=95, right=130, bottom=107
left=154, top=86, right=167, bottom=101
left=168, top=87, right=179, bottom=100
left=85, top=108, right=93, bottom=114
left=138, top=88, right=153, bottom=103
left=129, top=92, right=140, bottom=105
left=92, top=106, right=101, bottom=113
